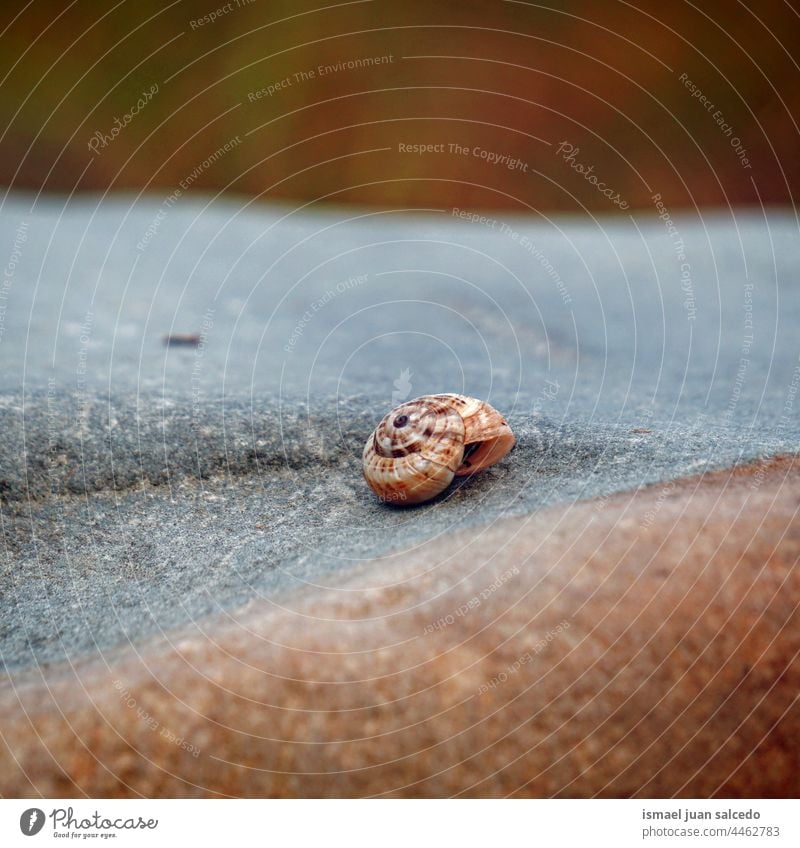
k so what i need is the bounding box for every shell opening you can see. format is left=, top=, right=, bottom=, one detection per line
left=454, top=431, right=516, bottom=476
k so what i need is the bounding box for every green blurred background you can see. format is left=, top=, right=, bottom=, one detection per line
left=1, top=0, right=797, bottom=211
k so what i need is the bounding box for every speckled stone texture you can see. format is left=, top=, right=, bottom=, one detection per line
left=1, top=457, right=797, bottom=798
left=3, top=200, right=800, bottom=672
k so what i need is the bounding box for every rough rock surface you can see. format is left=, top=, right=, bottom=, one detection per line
left=2, top=199, right=798, bottom=670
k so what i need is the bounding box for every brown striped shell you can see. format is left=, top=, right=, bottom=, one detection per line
left=362, top=394, right=516, bottom=505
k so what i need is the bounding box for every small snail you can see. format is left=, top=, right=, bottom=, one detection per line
left=362, top=394, right=515, bottom=505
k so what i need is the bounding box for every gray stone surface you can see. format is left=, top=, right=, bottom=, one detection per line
left=1, top=194, right=798, bottom=670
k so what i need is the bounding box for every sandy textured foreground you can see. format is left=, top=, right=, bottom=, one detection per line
left=1, top=456, right=798, bottom=798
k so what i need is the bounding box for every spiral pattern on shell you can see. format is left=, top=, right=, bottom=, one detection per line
left=362, top=394, right=515, bottom=505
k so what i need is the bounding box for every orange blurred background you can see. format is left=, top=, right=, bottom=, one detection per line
left=1, top=0, right=797, bottom=211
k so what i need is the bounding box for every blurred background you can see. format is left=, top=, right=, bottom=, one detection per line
left=1, top=0, right=798, bottom=211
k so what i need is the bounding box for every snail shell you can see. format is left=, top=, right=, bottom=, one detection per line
left=362, top=394, right=515, bottom=505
